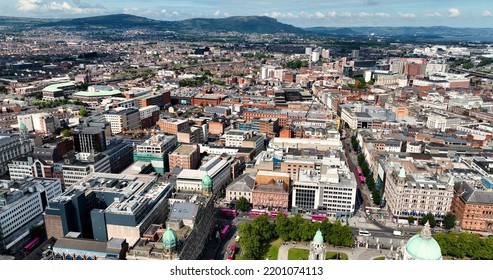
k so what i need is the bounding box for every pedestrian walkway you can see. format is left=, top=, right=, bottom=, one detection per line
left=277, top=243, right=391, bottom=260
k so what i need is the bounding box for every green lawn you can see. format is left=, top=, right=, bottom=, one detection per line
left=372, top=256, right=385, bottom=260
left=326, top=251, right=349, bottom=260
left=288, top=248, right=310, bottom=260
left=264, top=238, right=284, bottom=260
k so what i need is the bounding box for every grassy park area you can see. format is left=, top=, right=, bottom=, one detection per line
left=287, top=248, right=348, bottom=260
left=264, top=238, right=284, bottom=260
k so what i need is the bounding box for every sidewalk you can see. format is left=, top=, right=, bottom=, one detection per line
left=277, top=243, right=390, bottom=260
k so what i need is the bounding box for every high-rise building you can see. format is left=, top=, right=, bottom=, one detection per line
left=133, top=134, right=177, bottom=174
left=73, top=127, right=107, bottom=153
left=44, top=173, right=171, bottom=247
left=0, top=178, right=62, bottom=252
left=0, top=132, right=33, bottom=175
left=103, top=108, right=141, bottom=135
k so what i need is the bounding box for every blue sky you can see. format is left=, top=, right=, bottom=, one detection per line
left=2, top=0, right=493, bottom=27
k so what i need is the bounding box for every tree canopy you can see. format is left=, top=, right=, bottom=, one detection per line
left=240, top=213, right=354, bottom=259
left=419, top=212, right=436, bottom=228
left=236, top=196, right=250, bottom=212
left=442, top=212, right=457, bottom=230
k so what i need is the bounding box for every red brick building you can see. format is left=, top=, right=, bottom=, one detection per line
left=157, top=118, right=189, bottom=135
left=191, top=93, right=227, bottom=106
left=168, top=144, right=200, bottom=170
left=453, top=181, right=493, bottom=232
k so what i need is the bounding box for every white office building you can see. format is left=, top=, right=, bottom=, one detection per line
left=8, top=157, right=34, bottom=181
left=292, top=168, right=357, bottom=218
left=0, top=178, right=62, bottom=249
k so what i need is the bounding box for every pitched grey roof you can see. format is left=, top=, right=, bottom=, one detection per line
left=169, top=202, right=198, bottom=221
left=455, top=181, right=493, bottom=204
left=226, top=173, right=255, bottom=192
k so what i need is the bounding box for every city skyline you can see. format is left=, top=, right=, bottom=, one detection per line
left=1, top=0, right=493, bottom=28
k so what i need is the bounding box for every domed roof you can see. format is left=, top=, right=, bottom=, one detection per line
left=313, top=229, right=324, bottom=244
left=19, top=123, right=26, bottom=130
left=162, top=225, right=177, bottom=249
left=405, top=222, right=442, bottom=260
left=201, top=174, right=212, bottom=189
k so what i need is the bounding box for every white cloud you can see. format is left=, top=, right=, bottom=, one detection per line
left=285, top=12, right=298, bottom=18
left=425, top=12, right=442, bottom=17
left=482, top=10, right=492, bottom=17
left=448, top=8, right=460, bottom=17
left=314, top=11, right=325, bottom=19
left=17, top=0, right=105, bottom=14
left=17, top=0, right=42, bottom=11
left=358, top=12, right=371, bottom=17
left=213, top=10, right=221, bottom=16
left=375, top=12, right=390, bottom=17
left=398, top=12, right=415, bottom=18
left=327, top=11, right=337, bottom=18
left=339, top=12, right=352, bottom=17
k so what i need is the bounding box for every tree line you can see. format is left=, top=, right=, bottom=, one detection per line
left=239, top=213, right=353, bottom=260
left=435, top=231, right=493, bottom=259
left=352, top=136, right=382, bottom=206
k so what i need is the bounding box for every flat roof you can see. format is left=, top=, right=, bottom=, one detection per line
left=172, top=145, right=197, bottom=156
left=43, top=82, right=75, bottom=92
left=73, top=90, right=121, bottom=97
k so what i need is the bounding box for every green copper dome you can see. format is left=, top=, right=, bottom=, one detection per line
left=405, top=222, right=442, bottom=260
left=201, top=174, right=212, bottom=189
left=19, top=123, right=26, bottom=130
left=162, top=225, right=177, bottom=249
left=313, top=229, right=324, bottom=244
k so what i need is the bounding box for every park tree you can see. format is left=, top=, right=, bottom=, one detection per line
left=79, top=108, right=88, bottom=117
left=442, top=212, right=457, bottom=230
left=372, top=189, right=382, bottom=205
left=239, top=223, right=263, bottom=260
left=60, top=129, right=71, bottom=137
left=327, top=221, right=354, bottom=247
left=236, top=196, right=250, bottom=212
left=360, top=162, right=370, bottom=177
left=407, top=216, right=415, bottom=225
left=252, top=214, right=276, bottom=241
left=420, top=212, right=436, bottom=228
left=275, top=212, right=292, bottom=241
left=357, top=154, right=366, bottom=165
left=300, top=220, right=317, bottom=241
left=288, top=214, right=304, bottom=241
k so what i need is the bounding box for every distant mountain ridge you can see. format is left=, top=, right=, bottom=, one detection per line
left=0, top=14, right=306, bottom=34
left=1, top=14, right=493, bottom=38
left=305, top=26, right=493, bottom=38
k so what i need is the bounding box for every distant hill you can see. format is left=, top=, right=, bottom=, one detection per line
left=0, top=14, right=306, bottom=34
left=2, top=14, right=493, bottom=39
left=305, top=26, right=493, bottom=38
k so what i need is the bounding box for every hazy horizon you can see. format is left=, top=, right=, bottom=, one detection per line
left=1, top=0, right=492, bottom=28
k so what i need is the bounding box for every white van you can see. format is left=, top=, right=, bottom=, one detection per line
left=393, top=230, right=403, bottom=236
left=358, top=230, right=371, bottom=236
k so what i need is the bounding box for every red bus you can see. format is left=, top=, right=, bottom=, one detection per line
left=23, top=237, right=40, bottom=254
left=249, top=209, right=267, bottom=217
left=270, top=210, right=287, bottom=218
left=311, top=213, right=327, bottom=222
left=357, top=167, right=362, bottom=176
left=227, top=244, right=236, bottom=260
left=359, top=175, right=365, bottom=184
left=220, top=208, right=237, bottom=218
left=220, top=225, right=230, bottom=240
